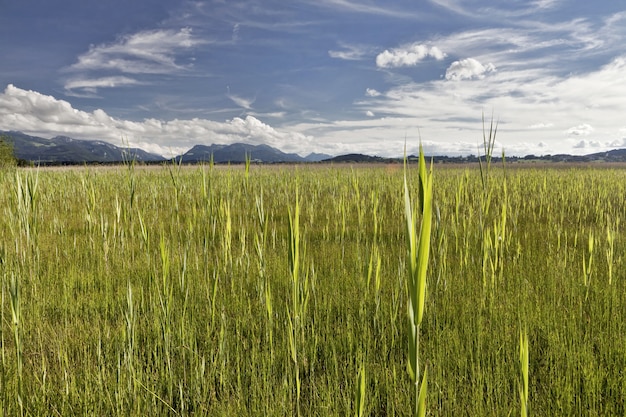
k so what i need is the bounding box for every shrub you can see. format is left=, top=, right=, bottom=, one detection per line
left=0, top=134, right=17, bottom=168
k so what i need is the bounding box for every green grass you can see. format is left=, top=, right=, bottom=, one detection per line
left=0, top=162, right=625, bottom=415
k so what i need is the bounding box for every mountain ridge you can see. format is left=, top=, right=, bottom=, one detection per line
left=0, top=131, right=330, bottom=164
left=179, top=143, right=313, bottom=163
left=2, top=130, right=626, bottom=165
left=1, top=131, right=165, bottom=163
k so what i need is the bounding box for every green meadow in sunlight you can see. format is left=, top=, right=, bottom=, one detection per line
left=1, top=159, right=625, bottom=416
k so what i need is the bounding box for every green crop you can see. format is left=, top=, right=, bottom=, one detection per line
left=0, top=161, right=624, bottom=415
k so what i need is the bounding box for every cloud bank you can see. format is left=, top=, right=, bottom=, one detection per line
left=0, top=84, right=313, bottom=157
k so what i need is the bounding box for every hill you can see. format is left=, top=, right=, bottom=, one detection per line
left=1, top=131, right=165, bottom=164
left=323, top=153, right=393, bottom=163
left=179, top=143, right=308, bottom=163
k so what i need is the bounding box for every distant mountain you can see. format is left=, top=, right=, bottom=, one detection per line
left=4, top=130, right=626, bottom=165
left=1, top=131, right=165, bottom=164
left=324, top=153, right=393, bottom=163
left=584, top=148, right=626, bottom=162
left=179, top=143, right=308, bottom=163
left=305, top=152, right=333, bottom=162
left=328, top=150, right=626, bottom=164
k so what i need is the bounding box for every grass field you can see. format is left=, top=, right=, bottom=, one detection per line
left=1, top=160, right=625, bottom=416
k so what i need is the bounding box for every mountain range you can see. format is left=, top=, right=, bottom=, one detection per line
left=1, top=131, right=164, bottom=163
left=2, top=130, right=626, bottom=164
left=0, top=131, right=331, bottom=164
left=178, top=143, right=329, bottom=163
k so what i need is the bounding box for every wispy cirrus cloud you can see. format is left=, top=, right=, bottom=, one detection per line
left=226, top=88, right=256, bottom=110
left=531, top=0, right=561, bottom=9
left=328, top=43, right=372, bottom=61
left=68, top=27, right=204, bottom=73
left=64, top=27, right=207, bottom=95
left=310, top=0, right=427, bottom=18
left=428, top=0, right=561, bottom=19
left=529, top=122, right=554, bottom=129
left=64, top=76, right=144, bottom=97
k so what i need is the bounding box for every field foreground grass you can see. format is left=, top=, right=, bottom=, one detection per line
left=1, top=162, right=626, bottom=416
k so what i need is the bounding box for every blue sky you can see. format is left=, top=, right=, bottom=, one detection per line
left=1, top=0, right=625, bottom=157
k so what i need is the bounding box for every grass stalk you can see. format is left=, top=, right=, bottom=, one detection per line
left=404, top=143, right=433, bottom=417
left=519, top=326, right=529, bottom=417
left=355, top=362, right=366, bottom=417
left=478, top=112, right=498, bottom=192
left=9, top=273, right=23, bottom=416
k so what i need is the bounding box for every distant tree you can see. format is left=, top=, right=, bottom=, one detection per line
left=0, top=135, right=17, bottom=168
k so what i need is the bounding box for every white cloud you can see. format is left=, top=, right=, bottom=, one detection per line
left=64, top=28, right=207, bottom=94
left=365, top=88, right=381, bottom=97
left=376, top=44, right=446, bottom=68
left=566, top=124, right=594, bottom=136
left=69, top=28, right=203, bottom=73
left=328, top=43, right=370, bottom=60
left=303, top=53, right=626, bottom=156
left=64, top=76, right=143, bottom=95
left=232, top=23, right=240, bottom=42
left=312, top=0, right=425, bottom=18
left=428, top=16, right=619, bottom=74
left=226, top=91, right=256, bottom=110
left=428, top=0, right=470, bottom=17
left=430, top=0, right=561, bottom=19
left=573, top=139, right=601, bottom=149
left=608, top=138, right=626, bottom=148
left=532, top=0, right=560, bottom=9
left=0, top=84, right=313, bottom=157
left=528, top=122, right=554, bottom=129
left=365, top=110, right=375, bottom=117
left=445, top=58, right=496, bottom=81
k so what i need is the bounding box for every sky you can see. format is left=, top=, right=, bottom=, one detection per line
left=1, top=0, right=626, bottom=158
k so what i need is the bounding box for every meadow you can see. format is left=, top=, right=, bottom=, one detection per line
left=1, top=159, right=625, bottom=416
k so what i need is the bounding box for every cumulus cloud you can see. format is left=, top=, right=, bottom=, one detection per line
left=0, top=84, right=312, bottom=157
left=365, top=110, right=375, bottom=117
left=365, top=88, right=381, bottom=97
left=608, top=138, right=626, bottom=148
left=376, top=44, right=446, bottom=68
left=566, top=123, right=594, bottom=136
left=445, top=58, right=496, bottom=81
left=573, top=139, right=601, bottom=149
left=1, top=84, right=98, bottom=127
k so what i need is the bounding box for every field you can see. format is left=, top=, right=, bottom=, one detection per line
left=1, top=160, right=625, bottom=416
